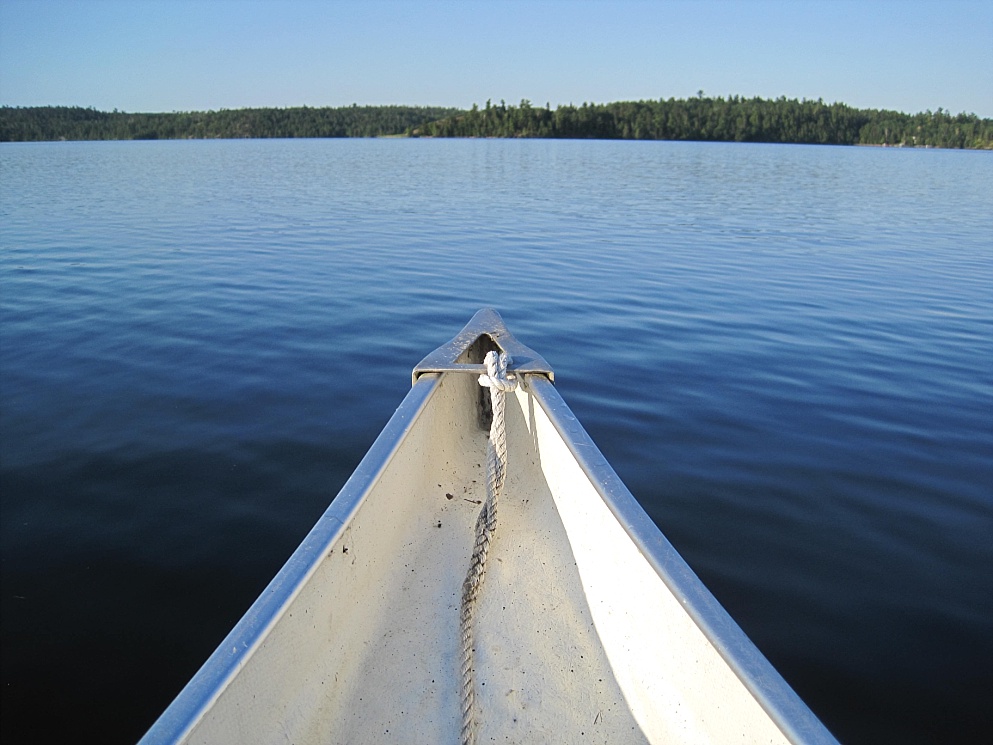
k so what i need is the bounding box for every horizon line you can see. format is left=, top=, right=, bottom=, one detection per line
left=2, top=96, right=991, bottom=120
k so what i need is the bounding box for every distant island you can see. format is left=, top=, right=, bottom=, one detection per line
left=2, top=97, right=991, bottom=149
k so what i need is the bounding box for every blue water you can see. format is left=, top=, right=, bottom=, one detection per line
left=1, top=139, right=991, bottom=743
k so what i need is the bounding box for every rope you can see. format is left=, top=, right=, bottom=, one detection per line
left=460, top=351, right=517, bottom=745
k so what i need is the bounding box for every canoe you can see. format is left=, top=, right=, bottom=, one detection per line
left=141, top=309, right=837, bottom=745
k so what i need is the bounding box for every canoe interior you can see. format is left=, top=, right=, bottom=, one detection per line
left=151, top=365, right=809, bottom=744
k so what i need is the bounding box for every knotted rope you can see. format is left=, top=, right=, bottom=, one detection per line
left=460, top=351, right=518, bottom=745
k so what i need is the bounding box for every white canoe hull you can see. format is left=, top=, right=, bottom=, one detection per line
left=142, top=310, right=836, bottom=744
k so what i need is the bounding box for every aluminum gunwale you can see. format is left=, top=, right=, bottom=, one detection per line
left=524, top=374, right=838, bottom=745
left=412, top=307, right=554, bottom=383
left=138, top=374, right=442, bottom=745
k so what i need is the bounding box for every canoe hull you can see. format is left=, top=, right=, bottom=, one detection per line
left=141, top=312, right=836, bottom=744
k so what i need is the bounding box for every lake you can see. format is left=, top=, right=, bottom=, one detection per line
left=1, top=138, right=991, bottom=744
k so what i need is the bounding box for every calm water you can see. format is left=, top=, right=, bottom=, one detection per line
left=1, top=139, right=991, bottom=743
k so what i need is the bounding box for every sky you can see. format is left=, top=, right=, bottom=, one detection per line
left=1, top=0, right=991, bottom=117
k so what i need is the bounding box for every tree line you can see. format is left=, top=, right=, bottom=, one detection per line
left=2, top=98, right=990, bottom=149
left=0, top=105, right=460, bottom=142
left=412, top=97, right=993, bottom=149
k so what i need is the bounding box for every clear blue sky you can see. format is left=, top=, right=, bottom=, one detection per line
left=1, top=0, right=991, bottom=117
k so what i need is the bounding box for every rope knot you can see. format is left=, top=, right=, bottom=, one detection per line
left=478, top=351, right=518, bottom=392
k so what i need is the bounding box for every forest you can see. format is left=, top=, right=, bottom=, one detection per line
left=0, top=105, right=459, bottom=142
left=2, top=97, right=991, bottom=149
left=413, top=97, right=993, bottom=149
